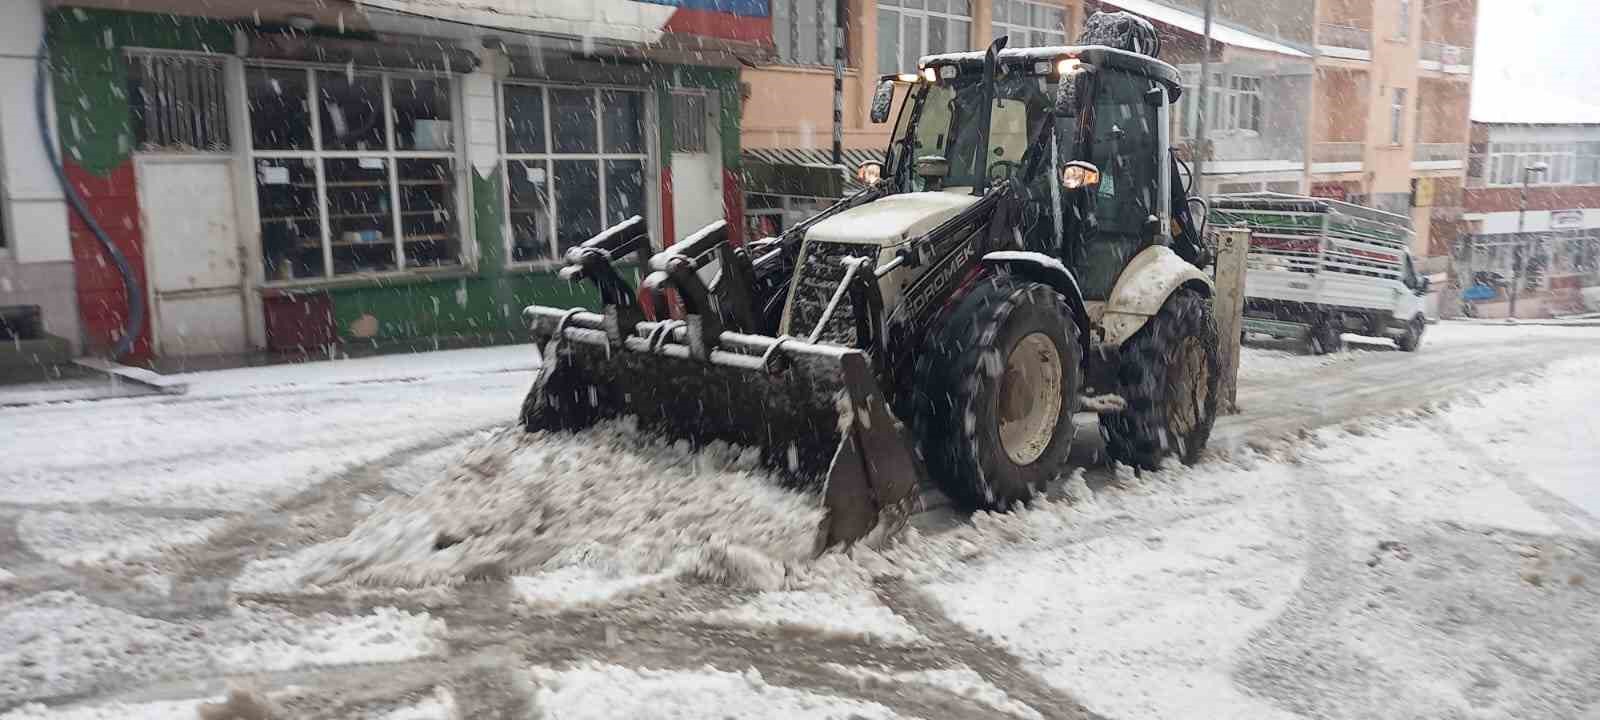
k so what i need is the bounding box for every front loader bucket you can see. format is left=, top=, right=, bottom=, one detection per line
left=522, top=311, right=921, bottom=550
left=519, top=217, right=920, bottom=550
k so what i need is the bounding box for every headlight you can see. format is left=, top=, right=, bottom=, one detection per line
left=1057, top=58, right=1083, bottom=76
left=856, top=161, right=883, bottom=185
left=921, top=67, right=938, bottom=83
left=1060, top=161, right=1101, bottom=190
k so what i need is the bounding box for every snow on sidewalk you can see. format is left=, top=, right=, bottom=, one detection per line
left=165, top=343, right=541, bottom=400
left=0, top=353, right=535, bottom=511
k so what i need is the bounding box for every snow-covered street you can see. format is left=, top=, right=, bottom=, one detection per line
left=2, top=322, right=1599, bottom=719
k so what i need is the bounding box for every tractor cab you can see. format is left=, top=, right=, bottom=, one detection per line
left=863, top=43, right=1189, bottom=300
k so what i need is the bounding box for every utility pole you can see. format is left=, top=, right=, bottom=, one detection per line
left=1508, top=161, right=1548, bottom=319
left=832, top=0, right=845, bottom=166
left=1192, top=0, right=1214, bottom=191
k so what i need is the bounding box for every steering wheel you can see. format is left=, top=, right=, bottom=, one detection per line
left=987, top=160, right=1021, bottom=183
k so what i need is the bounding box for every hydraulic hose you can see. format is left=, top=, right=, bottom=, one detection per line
left=35, top=37, right=144, bottom=360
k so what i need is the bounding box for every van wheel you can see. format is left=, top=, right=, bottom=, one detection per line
left=1308, top=322, right=1343, bottom=355
left=1397, top=316, right=1425, bottom=352
left=1101, top=290, right=1221, bottom=470
left=913, top=276, right=1083, bottom=511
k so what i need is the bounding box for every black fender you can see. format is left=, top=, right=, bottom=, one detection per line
left=979, top=251, right=1092, bottom=361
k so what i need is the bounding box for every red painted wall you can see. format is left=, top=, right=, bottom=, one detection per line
left=65, top=160, right=153, bottom=362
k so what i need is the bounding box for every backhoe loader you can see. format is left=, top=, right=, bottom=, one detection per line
left=520, top=11, right=1221, bottom=549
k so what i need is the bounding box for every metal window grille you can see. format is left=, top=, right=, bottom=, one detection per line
left=673, top=94, right=709, bottom=153
left=128, top=53, right=229, bottom=152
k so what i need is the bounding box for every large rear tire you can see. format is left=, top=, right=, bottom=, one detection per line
left=1101, top=290, right=1221, bottom=470
left=913, top=276, right=1083, bottom=511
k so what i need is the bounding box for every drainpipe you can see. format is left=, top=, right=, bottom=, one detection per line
left=832, top=0, right=846, bottom=166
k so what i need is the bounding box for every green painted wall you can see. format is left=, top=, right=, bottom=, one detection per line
left=48, top=8, right=235, bottom=174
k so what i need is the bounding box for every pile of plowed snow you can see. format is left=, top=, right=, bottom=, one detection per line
left=296, top=420, right=826, bottom=590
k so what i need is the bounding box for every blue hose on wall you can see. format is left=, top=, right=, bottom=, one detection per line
left=35, top=37, right=144, bottom=360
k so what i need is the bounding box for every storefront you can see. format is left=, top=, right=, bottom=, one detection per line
left=47, top=2, right=763, bottom=362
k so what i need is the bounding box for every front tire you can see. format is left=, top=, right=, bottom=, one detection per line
left=1397, top=315, right=1425, bottom=352
left=1101, top=290, right=1221, bottom=470
left=913, top=276, right=1083, bottom=511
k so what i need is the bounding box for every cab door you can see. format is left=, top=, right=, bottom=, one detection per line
left=1073, top=68, right=1170, bottom=300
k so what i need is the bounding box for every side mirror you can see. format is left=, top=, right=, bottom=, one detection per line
left=1187, top=197, right=1209, bottom=237
left=870, top=80, right=895, bottom=124
left=1419, top=276, right=1432, bottom=294
left=1054, top=62, right=1094, bottom=117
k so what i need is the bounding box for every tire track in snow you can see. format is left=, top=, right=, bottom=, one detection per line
left=1219, top=336, right=1597, bottom=448
left=1228, top=461, right=1352, bottom=717
left=1434, top=424, right=1600, bottom=538
left=874, top=577, right=1101, bottom=720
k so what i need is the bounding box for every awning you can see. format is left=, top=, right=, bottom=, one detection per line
left=1100, top=0, right=1310, bottom=59
left=742, top=147, right=886, bottom=198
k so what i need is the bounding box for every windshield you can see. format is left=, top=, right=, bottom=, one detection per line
left=888, top=71, right=1059, bottom=192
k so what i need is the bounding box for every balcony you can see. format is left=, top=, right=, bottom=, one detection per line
left=1414, top=142, right=1466, bottom=171
left=1317, top=23, right=1372, bottom=61
left=1420, top=42, right=1473, bottom=74
left=1313, top=141, right=1365, bottom=169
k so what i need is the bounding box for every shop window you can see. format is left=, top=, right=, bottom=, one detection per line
left=127, top=53, right=229, bottom=152
left=392, top=77, right=454, bottom=151
left=503, top=85, right=546, bottom=154
left=551, top=89, right=597, bottom=154
left=317, top=70, right=387, bottom=151
left=247, top=67, right=312, bottom=150
left=502, top=85, right=650, bottom=264
left=248, top=66, right=461, bottom=280
left=256, top=158, right=323, bottom=281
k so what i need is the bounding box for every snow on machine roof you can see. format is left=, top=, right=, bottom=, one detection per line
left=916, top=45, right=1185, bottom=99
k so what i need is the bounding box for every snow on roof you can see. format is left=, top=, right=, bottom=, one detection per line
left=1099, top=0, right=1310, bottom=59
left=1471, top=88, right=1600, bottom=126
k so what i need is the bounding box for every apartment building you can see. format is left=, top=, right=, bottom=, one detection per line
left=1313, top=0, right=1476, bottom=276
left=742, top=0, right=1085, bottom=236
left=1458, top=121, right=1600, bottom=318
left=741, top=0, right=1478, bottom=284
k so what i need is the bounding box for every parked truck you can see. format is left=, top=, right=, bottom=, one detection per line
left=1209, top=193, right=1430, bottom=354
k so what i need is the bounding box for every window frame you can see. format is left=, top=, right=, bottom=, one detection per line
left=877, top=0, right=974, bottom=76
left=1389, top=87, right=1406, bottom=146
left=245, top=61, right=468, bottom=286
left=1177, top=67, right=1261, bottom=137
left=498, top=81, right=655, bottom=269
left=773, top=0, right=844, bottom=67
left=992, top=0, right=1069, bottom=50
left=124, top=48, right=232, bottom=154
left=1486, top=140, right=1596, bottom=187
